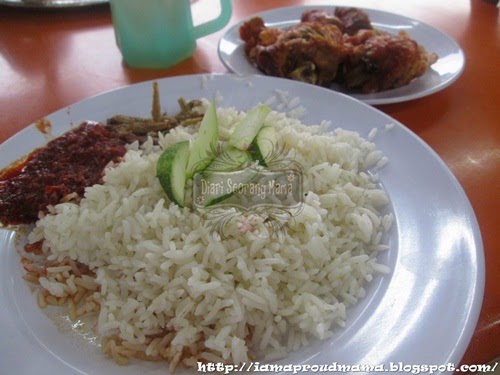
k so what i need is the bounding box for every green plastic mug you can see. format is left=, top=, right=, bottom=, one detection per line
left=110, top=0, right=232, bottom=69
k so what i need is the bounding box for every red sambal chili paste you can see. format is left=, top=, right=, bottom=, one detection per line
left=0, top=121, right=136, bottom=225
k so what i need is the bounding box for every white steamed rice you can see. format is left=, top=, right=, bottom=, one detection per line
left=28, top=103, right=393, bottom=369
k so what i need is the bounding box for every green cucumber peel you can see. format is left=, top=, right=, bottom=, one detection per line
left=156, top=141, right=190, bottom=207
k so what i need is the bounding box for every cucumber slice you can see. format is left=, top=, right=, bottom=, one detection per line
left=249, top=126, right=277, bottom=167
left=206, top=144, right=252, bottom=172
left=186, top=100, right=219, bottom=179
left=228, top=105, right=271, bottom=151
left=195, top=167, right=259, bottom=207
left=156, top=141, right=190, bottom=207
left=195, top=171, right=233, bottom=207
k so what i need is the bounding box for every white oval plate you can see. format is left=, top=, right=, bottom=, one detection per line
left=0, top=74, right=483, bottom=374
left=218, top=6, right=465, bottom=105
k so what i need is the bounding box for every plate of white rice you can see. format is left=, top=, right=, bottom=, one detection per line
left=0, top=74, right=483, bottom=374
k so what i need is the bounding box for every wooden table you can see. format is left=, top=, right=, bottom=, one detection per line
left=0, top=0, right=498, bottom=370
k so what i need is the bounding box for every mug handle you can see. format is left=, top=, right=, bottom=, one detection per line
left=193, top=0, right=232, bottom=39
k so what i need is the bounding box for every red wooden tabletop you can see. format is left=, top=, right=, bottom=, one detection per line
left=0, top=0, right=498, bottom=370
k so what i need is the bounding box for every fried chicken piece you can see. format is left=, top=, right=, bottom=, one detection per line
left=301, top=8, right=373, bottom=36
left=240, top=17, right=346, bottom=86
left=240, top=17, right=283, bottom=65
left=301, top=9, right=344, bottom=31
left=239, top=17, right=267, bottom=55
left=340, top=29, right=438, bottom=93
left=239, top=9, right=437, bottom=93
left=334, top=7, right=373, bottom=36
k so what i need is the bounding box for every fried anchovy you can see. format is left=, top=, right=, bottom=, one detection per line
left=106, top=83, right=204, bottom=140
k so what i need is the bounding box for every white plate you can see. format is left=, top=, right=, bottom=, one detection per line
left=0, top=0, right=107, bottom=8
left=0, top=74, right=483, bottom=374
left=218, top=6, right=465, bottom=105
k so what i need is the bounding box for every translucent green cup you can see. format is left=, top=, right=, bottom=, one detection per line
left=110, top=0, right=232, bottom=69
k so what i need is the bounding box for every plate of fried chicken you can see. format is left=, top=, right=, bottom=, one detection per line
left=218, top=6, right=465, bottom=105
